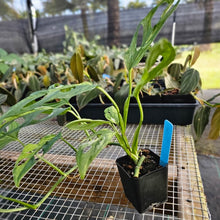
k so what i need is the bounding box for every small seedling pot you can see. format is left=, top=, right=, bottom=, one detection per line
left=116, top=149, right=168, bottom=213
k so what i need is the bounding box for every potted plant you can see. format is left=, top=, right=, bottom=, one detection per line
left=159, top=46, right=220, bottom=139
left=0, top=0, right=183, bottom=214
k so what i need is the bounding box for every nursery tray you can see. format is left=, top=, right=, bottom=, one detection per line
left=67, top=94, right=198, bottom=125
left=0, top=120, right=209, bottom=219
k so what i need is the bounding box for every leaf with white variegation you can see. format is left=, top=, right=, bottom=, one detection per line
left=13, top=133, right=61, bottom=187
left=180, top=68, right=200, bottom=94
left=66, top=119, right=110, bottom=130
left=104, top=106, right=119, bottom=124
left=76, top=129, right=114, bottom=179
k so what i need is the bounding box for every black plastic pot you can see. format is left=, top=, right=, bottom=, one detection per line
left=116, top=150, right=168, bottom=213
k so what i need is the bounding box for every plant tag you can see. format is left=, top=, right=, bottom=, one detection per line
left=160, top=120, right=173, bottom=167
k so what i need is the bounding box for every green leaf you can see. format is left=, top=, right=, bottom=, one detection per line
left=70, top=52, right=84, bottom=83
left=49, top=64, right=60, bottom=84
left=125, top=0, right=180, bottom=71
left=76, top=88, right=100, bottom=110
left=0, top=121, right=20, bottom=150
left=0, top=63, right=9, bottom=74
left=0, top=86, right=16, bottom=106
left=104, top=106, right=119, bottom=124
left=87, top=65, right=99, bottom=82
left=180, top=68, right=200, bottom=94
left=134, top=38, right=176, bottom=97
left=0, top=83, right=95, bottom=123
left=76, top=129, right=114, bottom=179
left=0, top=48, right=8, bottom=57
left=113, top=72, right=123, bottom=94
left=66, top=119, right=109, bottom=130
left=13, top=133, right=61, bottom=187
left=28, top=75, right=40, bottom=92
left=167, top=63, right=183, bottom=80
left=114, top=84, right=129, bottom=112
left=13, top=155, right=36, bottom=187
left=0, top=94, right=7, bottom=105
left=209, top=107, right=220, bottom=140
left=193, top=106, right=211, bottom=139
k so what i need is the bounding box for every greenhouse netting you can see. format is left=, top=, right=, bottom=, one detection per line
left=0, top=0, right=220, bottom=53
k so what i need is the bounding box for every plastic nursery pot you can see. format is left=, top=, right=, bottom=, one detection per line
left=116, top=149, right=168, bottom=213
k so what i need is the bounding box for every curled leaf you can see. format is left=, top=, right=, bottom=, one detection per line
left=209, top=107, right=220, bottom=140
left=190, top=46, right=200, bottom=66
left=70, top=52, right=84, bottom=83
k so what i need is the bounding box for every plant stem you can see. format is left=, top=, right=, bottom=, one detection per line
left=123, top=68, right=133, bottom=129
left=61, top=137, right=78, bottom=153
left=97, top=86, right=125, bottom=134
left=0, top=165, right=78, bottom=212
left=191, top=92, right=220, bottom=107
left=36, top=154, right=67, bottom=176
left=134, top=155, right=145, bottom=177
left=97, top=86, right=137, bottom=161
left=132, top=94, right=144, bottom=156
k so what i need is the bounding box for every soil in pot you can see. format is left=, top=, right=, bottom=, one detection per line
left=116, top=149, right=168, bottom=213
left=118, top=149, right=162, bottom=177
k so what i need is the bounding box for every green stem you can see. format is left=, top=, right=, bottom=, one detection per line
left=67, top=103, right=80, bottom=119
left=0, top=165, right=78, bottom=213
left=134, top=155, right=145, bottom=177
left=36, top=154, right=67, bottom=176
left=34, top=165, right=78, bottom=207
left=97, top=86, right=126, bottom=134
left=61, top=137, right=78, bottom=153
left=132, top=92, right=144, bottom=156
left=191, top=92, right=220, bottom=108
left=123, top=68, right=133, bottom=129
left=97, top=86, right=134, bottom=160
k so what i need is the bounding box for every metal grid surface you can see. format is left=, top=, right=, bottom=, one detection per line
left=0, top=120, right=209, bottom=219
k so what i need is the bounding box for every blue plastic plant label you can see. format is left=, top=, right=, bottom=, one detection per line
left=160, top=120, right=173, bottom=167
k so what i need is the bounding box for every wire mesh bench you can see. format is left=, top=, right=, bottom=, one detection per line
left=0, top=120, right=209, bottom=219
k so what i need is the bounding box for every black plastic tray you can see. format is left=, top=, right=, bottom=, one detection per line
left=67, top=95, right=198, bottom=125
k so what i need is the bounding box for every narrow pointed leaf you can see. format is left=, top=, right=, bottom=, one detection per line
left=190, top=46, right=200, bottom=66
left=70, top=53, right=84, bottom=83
left=87, top=65, right=99, bottom=82
left=125, top=0, right=180, bottom=71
